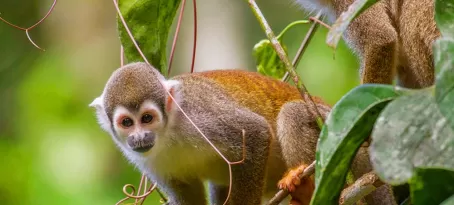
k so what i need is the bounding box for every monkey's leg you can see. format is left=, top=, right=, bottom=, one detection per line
left=344, top=2, right=398, bottom=85
left=276, top=100, right=330, bottom=204
left=159, top=178, right=206, bottom=205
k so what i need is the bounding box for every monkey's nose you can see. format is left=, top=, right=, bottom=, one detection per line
left=128, top=132, right=155, bottom=153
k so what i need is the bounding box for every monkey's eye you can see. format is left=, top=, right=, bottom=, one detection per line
left=121, top=118, right=134, bottom=128
left=141, top=114, right=153, bottom=124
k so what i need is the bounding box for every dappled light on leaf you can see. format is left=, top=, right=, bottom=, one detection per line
left=435, top=0, right=454, bottom=37
left=434, top=38, right=454, bottom=130
left=371, top=91, right=454, bottom=185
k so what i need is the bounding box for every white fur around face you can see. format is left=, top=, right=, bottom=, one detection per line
left=89, top=95, right=112, bottom=134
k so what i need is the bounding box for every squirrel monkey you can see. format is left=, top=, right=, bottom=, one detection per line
left=90, top=62, right=330, bottom=205
left=294, top=0, right=440, bottom=88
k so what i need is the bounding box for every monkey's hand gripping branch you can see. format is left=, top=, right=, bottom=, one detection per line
left=268, top=162, right=316, bottom=205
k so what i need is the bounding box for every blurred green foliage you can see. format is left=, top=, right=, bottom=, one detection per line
left=0, top=0, right=358, bottom=204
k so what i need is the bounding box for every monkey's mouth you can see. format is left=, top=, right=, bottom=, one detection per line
left=128, top=133, right=155, bottom=153
left=132, top=144, right=153, bottom=153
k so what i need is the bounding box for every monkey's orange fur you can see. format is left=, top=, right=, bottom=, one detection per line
left=195, top=70, right=326, bottom=126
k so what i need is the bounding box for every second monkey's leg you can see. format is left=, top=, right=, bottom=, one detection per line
left=344, top=2, right=398, bottom=85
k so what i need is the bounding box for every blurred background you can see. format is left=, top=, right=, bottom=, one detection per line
left=0, top=0, right=358, bottom=204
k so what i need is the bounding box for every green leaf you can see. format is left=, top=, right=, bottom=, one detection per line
left=410, top=168, right=454, bottom=205
left=370, top=90, right=454, bottom=185
left=326, top=0, right=378, bottom=49
left=441, top=194, right=454, bottom=205
left=310, top=84, right=399, bottom=205
left=435, top=0, right=454, bottom=37
left=253, top=39, right=288, bottom=79
left=253, top=20, right=308, bottom=79
left=434, top=38, right=454, bottom=130
left=117, top=0, right=181, bottom=75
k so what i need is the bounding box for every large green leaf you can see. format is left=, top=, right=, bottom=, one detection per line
left=410, top=168, right=454, bottom=205
left=435, top=0, right=454, bottom=37
left=434, top=38, right=454, bottom=130
left=441, top=195, right=454, bottom=205
left=117, top=0, right=181, bottom=75
left=370, top=90, right=454, bottom=185
left=326, top=0, right=377, bottom=49
left=310, top=84, right=399, bottom=205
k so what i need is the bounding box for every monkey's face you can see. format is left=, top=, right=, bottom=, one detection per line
left=112, top=101, right=165, bottom=153
left=90, top=63, right=176, bottom=155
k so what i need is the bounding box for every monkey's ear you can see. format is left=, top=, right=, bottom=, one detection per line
left=89, top=96, right=103, bottom=109
left=89, top=96, right=112, bottom=133
left=163, top=79, right=181, bottom=114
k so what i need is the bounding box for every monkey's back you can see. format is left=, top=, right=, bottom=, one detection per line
left=192, top=70, right=325, bottom=126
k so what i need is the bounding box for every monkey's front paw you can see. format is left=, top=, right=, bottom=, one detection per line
left=277, top=165, right=307, bottom=192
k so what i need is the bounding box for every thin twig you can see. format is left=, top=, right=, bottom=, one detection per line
left=339, top=172, right=384, bottom=205
left=25, top=29, right=44, bottom=51
left=248, top=0, right=324, bottom=129
left=168, top=0, right=187, bottom=76
left=281, top=11, right=323, bottom=82
left=134, top=175, right=146, bottom=204
left=0, top=0, right=57, bottom=50
left=120, top=46, right=125, bottom=66
left=115, top=183, right=157, bottom=205
left=309, top=16, right=331, bottom=30
left=139, top=182, right=155, bottom=205
left=190, top=0, right=197, bottom=73
left=267, top=161, right=316, bottom=205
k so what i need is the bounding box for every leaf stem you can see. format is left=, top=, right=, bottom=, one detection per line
left=276, top=20, right=310, bottom=40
